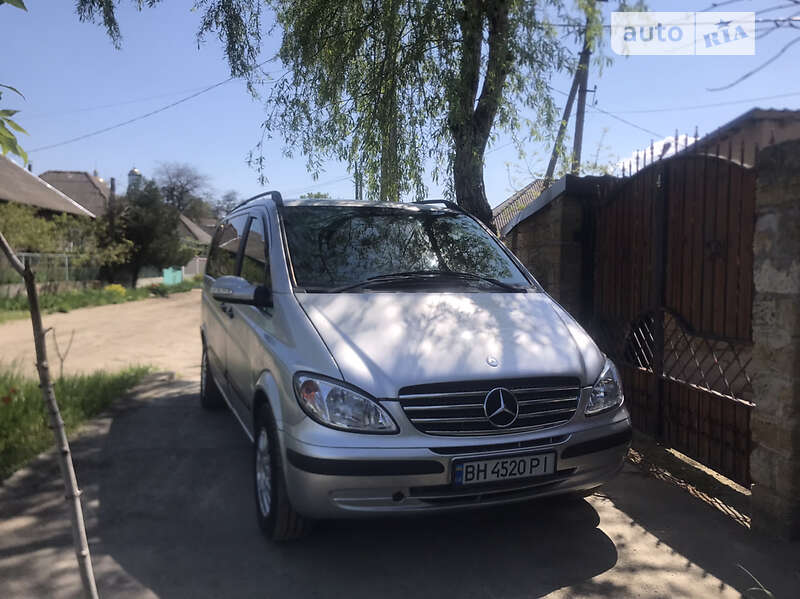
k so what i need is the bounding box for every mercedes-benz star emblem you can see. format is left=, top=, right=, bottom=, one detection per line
left=483, top=387, right=519, bottom=428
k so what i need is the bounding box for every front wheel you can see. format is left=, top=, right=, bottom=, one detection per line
left=254, top=406, right=311, bottom=541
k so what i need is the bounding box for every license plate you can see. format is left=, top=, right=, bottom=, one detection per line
left=453, top=452, right=556, bottom=486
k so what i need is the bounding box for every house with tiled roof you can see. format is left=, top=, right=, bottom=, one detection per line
left=0, top=156, right=94, bottom=218
left=39, top=170, right=111, bottom=217
left=492, top=179, right=545, bottom=232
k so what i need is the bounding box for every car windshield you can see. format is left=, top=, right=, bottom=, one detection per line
left=281, top=205, right=532, bottom=291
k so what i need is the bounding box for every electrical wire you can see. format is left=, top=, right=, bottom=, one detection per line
left=549, top=87, right=664, bottom=138
left=29, top=59, right=282, bottom=153
left=600, top=90, right=800, bottom=114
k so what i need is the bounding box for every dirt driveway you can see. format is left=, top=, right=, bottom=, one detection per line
left=0, top=290, right=201, bottom=379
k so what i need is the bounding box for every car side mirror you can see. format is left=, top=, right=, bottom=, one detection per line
left=211, top=276, right=273, bottom=308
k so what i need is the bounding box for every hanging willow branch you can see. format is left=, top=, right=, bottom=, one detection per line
left=0, top=231, right=99, bottom=599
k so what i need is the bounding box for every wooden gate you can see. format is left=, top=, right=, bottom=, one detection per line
left=589, top=153, right=756, bottom=486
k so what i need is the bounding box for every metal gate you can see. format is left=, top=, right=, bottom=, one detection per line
left=589, top=152, right=756, bottom=487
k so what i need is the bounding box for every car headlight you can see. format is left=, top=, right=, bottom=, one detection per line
left=293, top=373, right=398, bottom=433
left=585, top=359, right=624, bottom=416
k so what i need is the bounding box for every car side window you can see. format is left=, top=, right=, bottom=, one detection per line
left=240, top=215, right=270, bottom=288
left=206, top=215, right=249, bottom=278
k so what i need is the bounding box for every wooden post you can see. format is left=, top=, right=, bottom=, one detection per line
left=651, top=167, right=669, bottom=441
left=544, top=42, right=585, bottom=185
left=0, top=232, right=99, bottom=599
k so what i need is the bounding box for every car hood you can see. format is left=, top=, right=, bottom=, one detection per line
left=295, top=291, right=605, bottom=398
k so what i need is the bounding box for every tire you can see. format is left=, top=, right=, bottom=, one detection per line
left=254, top=404, right=311, bottom=541
left=200, top=345, right=225, bottom=410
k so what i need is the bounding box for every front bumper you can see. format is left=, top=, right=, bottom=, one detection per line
left=282, top=416, right=632, bottom=518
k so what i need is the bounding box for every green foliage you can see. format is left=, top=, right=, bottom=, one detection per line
left=70, top=1, right=619, bottom=222
left=75, top=0, right=262, bottom=78
left=299, top=192, right=332, bottom=199
left=51, top=211, right=133, bottom=268
left=252, top=0, right=606, bottom=221
left=0, top=365, right=149, bottom=480
left=122, top=180, right=195, bottom=284
left=0, top=203, right=132, bottom=272
left=0, top=276, right=201, bottom=316
left=0, top=0, right=28, bottom=9
left=0, top=203, right=61, bottom=252
left=0, top=286, right=149, bottom=313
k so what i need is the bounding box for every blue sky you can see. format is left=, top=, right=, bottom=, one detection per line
left=1, top=0, right=796, bottom=208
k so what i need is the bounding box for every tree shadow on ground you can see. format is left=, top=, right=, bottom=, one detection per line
left=87, top=379, right=618, bottom=599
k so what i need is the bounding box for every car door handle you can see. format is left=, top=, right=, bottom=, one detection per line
left=220, top=304, right=234, bottom=319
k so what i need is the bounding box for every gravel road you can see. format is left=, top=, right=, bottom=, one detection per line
left=0, top=289, right=201, bottom=379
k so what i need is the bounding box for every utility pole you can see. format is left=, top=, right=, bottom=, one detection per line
left=571, top=30, right=592, bottom=174
left=543, top=63, right=581, bottom=186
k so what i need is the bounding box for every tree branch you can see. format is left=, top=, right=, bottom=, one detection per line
left=0, top=230, right=25, bottom=275
left=708, top=35, right=800, bottom=91
left=473, top=0, right=512, bottom=147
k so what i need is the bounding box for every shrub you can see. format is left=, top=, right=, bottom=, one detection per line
left=103, top=283, right=127, bottom=298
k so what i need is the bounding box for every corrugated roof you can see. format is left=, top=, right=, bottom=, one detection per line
left=39, top=170, right=110, bottom=216
left=0, top=156, right=95, bottom=217
left=492, top=179, right=545, bottom=232
left=178, top=213, right=213, bottom=244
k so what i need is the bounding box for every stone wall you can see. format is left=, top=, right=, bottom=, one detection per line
left=506, top=195, right=586, bottom=318
left=750, top=139, right=800, bottom=540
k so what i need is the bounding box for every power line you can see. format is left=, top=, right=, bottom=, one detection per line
left=550, top=87, right=664, bottom=138
left=23, top=86, right=214, bottom=121
left=700, top=0, right=753, bottom=12
left=29, top=60, right=282, bottom=153
left=600, top=90, right=800, bottom=114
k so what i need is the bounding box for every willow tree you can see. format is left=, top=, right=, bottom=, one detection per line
left=262, top=0, right=602, bottom=225
left=77, top=0, right=605, bottom=225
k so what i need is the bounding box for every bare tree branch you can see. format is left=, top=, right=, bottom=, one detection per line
left=0, top=231, right=99, bottom=599
left=708, top=35, right=800, bottom=91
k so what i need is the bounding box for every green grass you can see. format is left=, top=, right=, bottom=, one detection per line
left=0, top=366, right=150, bottom=480
left=0, top=276, right=202, bottom=318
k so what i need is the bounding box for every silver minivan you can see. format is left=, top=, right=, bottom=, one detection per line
left=200, top=192, right=631, bottom=540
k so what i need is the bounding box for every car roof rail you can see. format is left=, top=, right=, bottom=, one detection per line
left=229, top=190, right=284, bottom=214
left=413, top=199, right=464, bottom=213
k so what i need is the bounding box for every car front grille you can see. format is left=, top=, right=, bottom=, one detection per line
left=398, top=377, right=582, bottom=436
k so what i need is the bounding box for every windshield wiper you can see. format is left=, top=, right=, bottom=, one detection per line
left=328, top=270, right=525, bottom=293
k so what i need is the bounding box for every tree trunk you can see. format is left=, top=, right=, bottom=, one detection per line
left=449, top=0, right=512, bottom=231
left=131, top=265, right=140, bottom=289
left=453, top=142, right=493, bottom=228
left=0, top=232, right=99, bottom=599
left=378, top=0, right=400, bottom=202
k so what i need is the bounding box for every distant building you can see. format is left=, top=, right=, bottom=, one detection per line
left=492, top=179, right=545, bottom=233
left=177, top=213, right=212, bottom=245
left=0, top=156, right=94, bottom=218
left=683, top=108, right=800, bottom=166
left=39, top=170, right=110, bottom=216
left=127, top=167, right=143, bottom=191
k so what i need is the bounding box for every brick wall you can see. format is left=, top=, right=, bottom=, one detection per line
left=750, top=140, right=800, bottom=539
left=506, top=194, right=585, bottom=318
